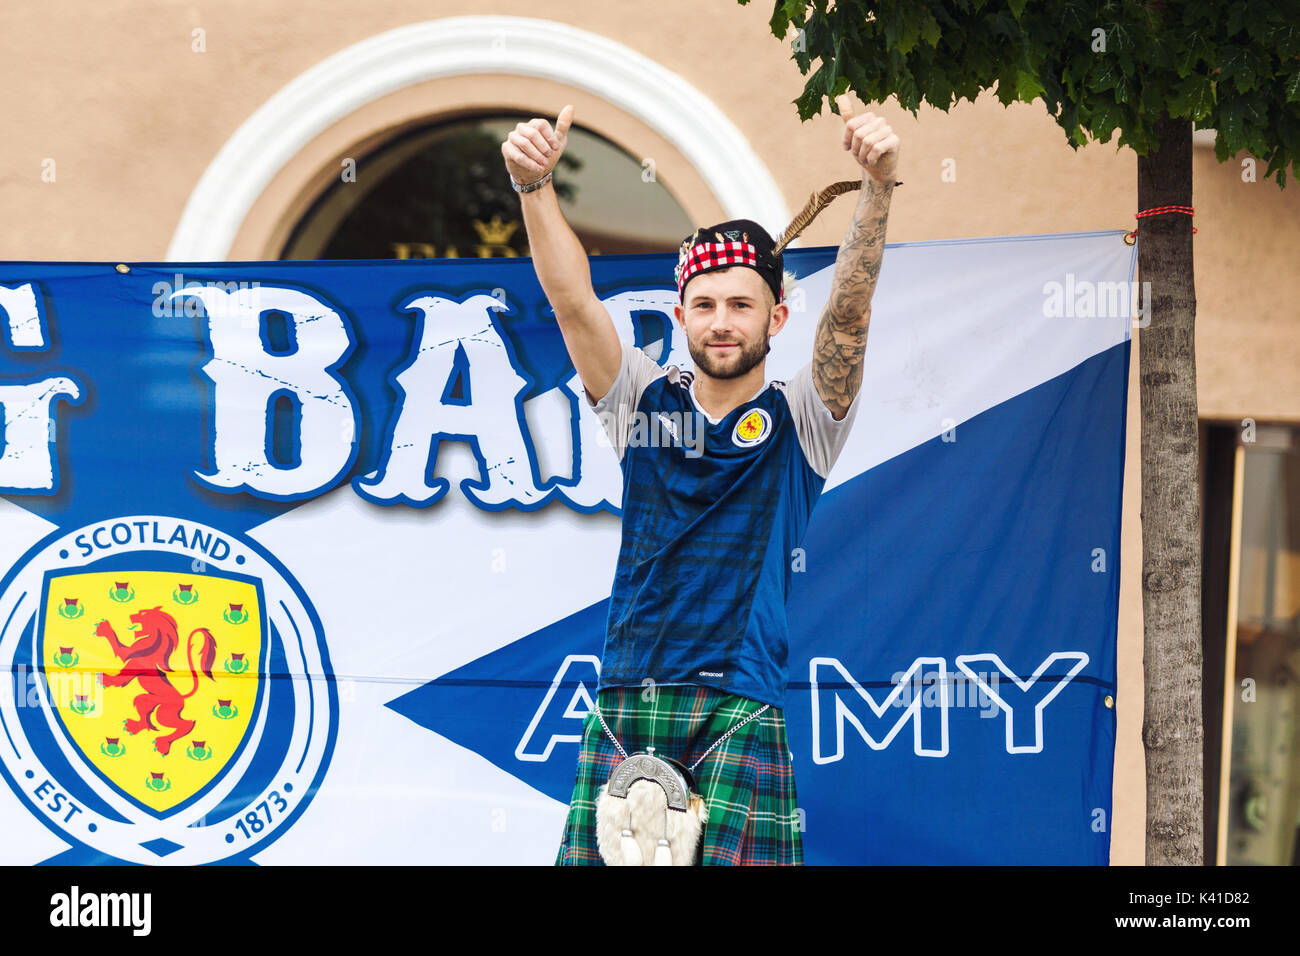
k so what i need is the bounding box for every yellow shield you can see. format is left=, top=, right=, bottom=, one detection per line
left=40, top=569, right=263, bottom=814
left=735, top=409, right=770, bottom=444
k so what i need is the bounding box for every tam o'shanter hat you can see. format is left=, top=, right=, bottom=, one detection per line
left=673, top=180, right=874, bottom=303
left=674, top=219, right=783, bottom=303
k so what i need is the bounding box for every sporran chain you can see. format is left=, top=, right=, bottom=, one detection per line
left=590, top=700, right=771, bottom=772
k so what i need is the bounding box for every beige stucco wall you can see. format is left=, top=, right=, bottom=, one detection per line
left=3, top=1, right=1298, bottom=864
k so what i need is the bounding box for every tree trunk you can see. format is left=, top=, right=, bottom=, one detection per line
left=1137, top=113, right=1203, bottom=865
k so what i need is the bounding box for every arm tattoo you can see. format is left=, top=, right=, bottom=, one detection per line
left=812, top=175, right=893, bottom=419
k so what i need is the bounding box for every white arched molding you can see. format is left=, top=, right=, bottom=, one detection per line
left=167, top=16, right=790, bottom=260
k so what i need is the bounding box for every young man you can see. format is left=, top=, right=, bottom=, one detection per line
left=502, top=96, right=898, bottom=865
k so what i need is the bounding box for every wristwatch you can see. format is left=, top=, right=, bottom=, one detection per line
left=511, top=171, right=553, bottom=194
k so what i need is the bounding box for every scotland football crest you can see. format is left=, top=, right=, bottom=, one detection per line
left=0, top=515, right=336, bottom=864
left=732, top=407, right=772, bottom=447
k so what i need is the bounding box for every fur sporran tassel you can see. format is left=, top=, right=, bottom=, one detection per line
left=595, top=775, right=708, bottom=866
left=620, top=825, right=644, bottom=866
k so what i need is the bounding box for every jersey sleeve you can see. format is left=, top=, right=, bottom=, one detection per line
left=583, top=339, right=669, bottom=462
left=783, top=360, right=863, bottom=479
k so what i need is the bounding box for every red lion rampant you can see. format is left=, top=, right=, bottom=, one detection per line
left=95, top=607, right=217, bottom=756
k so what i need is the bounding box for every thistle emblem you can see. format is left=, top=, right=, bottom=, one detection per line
left=108, top=581, right=134, bottom=603
left=57, top=597, right=83, bottom=620
left=173, top=582, right=199, bottom=605
left=187, top=740, right=212, bottom=762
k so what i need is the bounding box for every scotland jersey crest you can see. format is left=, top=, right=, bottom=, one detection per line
left=0, top=515, right=336, bottom=864
left=732, top=408, right=772, bottom=447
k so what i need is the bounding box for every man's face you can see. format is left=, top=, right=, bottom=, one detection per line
left=675, top=267, right=787, bottom=380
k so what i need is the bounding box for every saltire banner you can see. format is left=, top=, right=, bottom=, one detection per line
left=0, top=230, right=1136, bottom=864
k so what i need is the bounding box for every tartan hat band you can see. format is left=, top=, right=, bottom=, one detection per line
left=679, top=240, right=759, bottom=288
left=674, top=219, right=784, bottom=303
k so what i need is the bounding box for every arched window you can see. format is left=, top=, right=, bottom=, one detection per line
left=282, top=113, right=694, bottom=260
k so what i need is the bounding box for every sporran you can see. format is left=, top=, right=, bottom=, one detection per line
left=590, top=701, right=769, bottom=866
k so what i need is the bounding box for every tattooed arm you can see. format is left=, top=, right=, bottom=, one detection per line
left=812, top=96, right=899, bottom=420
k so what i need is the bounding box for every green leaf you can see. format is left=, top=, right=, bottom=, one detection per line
left=1226, top=4, right=1248, bottom=37
left=923, top=63, right=955, bottom=109
left=768, top=6, right=790, bottom=38
left=1174, top=31, right=1216, bottom=80
left=920, top=10, right=942, bottom=48
left=956, top=73, right=983, bottom=105
left=804, top=12, right=825, bottom=56
left=1276, top=23, right=1300, bottom=60
left=1116, top=121, right=1144, bottom=153
left=1277, top=110, right=1300, bottom=156
left=1217, top=100, right=1245, bottom=149
left=1286, top=71, right=1300, bottom=103
left=1089, top=58, right=1120, bottom=93
left=1213, top=128, right=1233, bottom=164
left=896, top=5, right=922, bottom=55
left=1169, top=73, right=1216, bottom=120
left=994, top=65, right=1019, bottom=106
left=843, top=50, right=870, bottom=93
left=1007, top=0, right=1028, bottom=19
left=1090, top=100, right=1122, bottom=143
left=1113, top=71, right=1132, bottom=104
left=881, top=6, right=900, bottom=49
left=1216, top=46, right=1253, bottom=94
left=897, top=70, right=922, bottom=111
left=1241, top=94, right=1268, bottom=129
left=1058, top=102, right=1083, bottom=145
left=1016, top=69, right=1046, bottom=102
left=795, top=85, right=823, bottom=122
left=1244, top=3, right=1280, bottom=42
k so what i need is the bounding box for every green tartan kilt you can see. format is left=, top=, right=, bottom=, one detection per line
left=555, top=684, right=803, bottom=866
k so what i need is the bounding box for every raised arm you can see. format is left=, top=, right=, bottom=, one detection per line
left=503, top=105, right=623, bottom=405
left=811, top=95, right=899, bottom=420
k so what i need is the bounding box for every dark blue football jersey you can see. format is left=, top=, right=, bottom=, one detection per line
left=585, top=339, right=862, bottom=708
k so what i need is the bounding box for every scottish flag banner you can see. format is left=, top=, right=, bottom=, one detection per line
left=0, top=230, right=1136, bottom=864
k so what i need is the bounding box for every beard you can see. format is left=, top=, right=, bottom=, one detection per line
left=687, top=321, right=772, bottom=380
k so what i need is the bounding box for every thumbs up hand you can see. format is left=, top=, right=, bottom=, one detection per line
left=502, top=104, right=575, bottom=185
left=836, top=94, right=899, bottom=184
